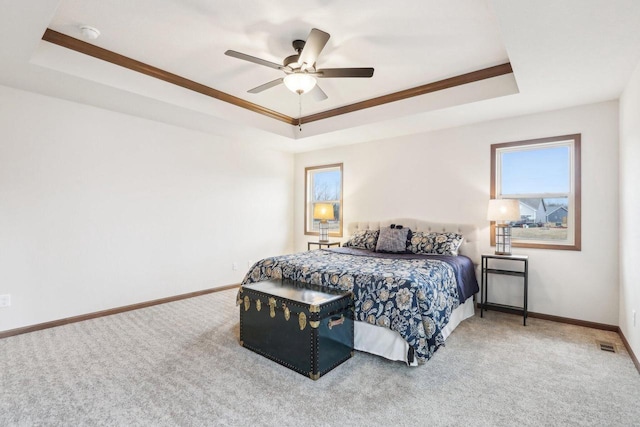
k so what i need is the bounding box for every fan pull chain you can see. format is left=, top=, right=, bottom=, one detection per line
left=298, top=93, right=302, bottom=131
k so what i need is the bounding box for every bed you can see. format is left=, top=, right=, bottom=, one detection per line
left=240, top=219, right=480, bottom=365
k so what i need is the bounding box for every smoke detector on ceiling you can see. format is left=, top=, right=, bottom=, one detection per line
left=79, top=25, right=100, bottom=40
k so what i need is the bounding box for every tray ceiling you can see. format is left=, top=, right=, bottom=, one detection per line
left=2, top=1, right=640, bottom=151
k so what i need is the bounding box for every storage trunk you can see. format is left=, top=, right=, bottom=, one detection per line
left=239, top=279, right=354, bottom=380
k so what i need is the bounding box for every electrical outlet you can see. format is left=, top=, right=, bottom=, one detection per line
left=232, top=262, right=238, bottom=271
left=0, top=294, right=11, bottom=308
left=633, top=310, right=637, bottom=327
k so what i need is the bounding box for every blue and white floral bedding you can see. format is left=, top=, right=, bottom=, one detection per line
left=241, top=247, right=479, bottom=363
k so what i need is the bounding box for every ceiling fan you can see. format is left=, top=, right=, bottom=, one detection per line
left=225, top=28, right=374, bottom=101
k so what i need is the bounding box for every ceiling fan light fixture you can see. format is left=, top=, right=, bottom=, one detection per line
left=283, top=73, right=317, bottom=94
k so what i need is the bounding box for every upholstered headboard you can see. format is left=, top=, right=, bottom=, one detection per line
left=347, top=219, right=480, bottom=266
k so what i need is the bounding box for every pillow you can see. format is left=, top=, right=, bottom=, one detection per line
left=343, top=229, right=379, bottom=251
left=430, top=232, right=464, bottom=256
left=409, top=231, right=434, bottom=254
left=375, top=226, right=412, bottom=253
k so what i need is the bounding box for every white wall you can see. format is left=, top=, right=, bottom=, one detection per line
left=619, top=62, right=640, bottom=358
left=295, top=101, right=619, bottom=325
left=0, top=82, right=624, bottom=333
left=0, top=85, right=294, bottom=332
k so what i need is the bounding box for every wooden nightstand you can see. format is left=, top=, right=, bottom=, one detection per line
left=307, top=241, right=341, bottom=251
left=480, top=253, right=529, bottom=325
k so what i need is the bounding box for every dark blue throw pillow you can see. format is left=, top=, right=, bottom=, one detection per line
left=375, top=226, right=412, bottom=253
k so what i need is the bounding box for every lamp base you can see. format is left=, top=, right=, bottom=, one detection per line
left=318, top=220, right=329, bottom=242
left=495, top=223, right=513, bottom=256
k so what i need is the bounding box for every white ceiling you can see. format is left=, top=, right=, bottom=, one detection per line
left=1, top=0, right=640, bottom=152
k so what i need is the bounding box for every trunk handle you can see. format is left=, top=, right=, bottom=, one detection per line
left=328, top=315, right=345, bottom=330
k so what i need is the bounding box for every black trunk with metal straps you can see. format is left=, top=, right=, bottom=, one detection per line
left=239, top=279, right=354, bottom=380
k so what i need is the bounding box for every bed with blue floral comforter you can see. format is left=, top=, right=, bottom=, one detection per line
left=241, top=247, right=479, bottom=363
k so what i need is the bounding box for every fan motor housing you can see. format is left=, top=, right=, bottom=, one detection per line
left=283, top=54, right=301, bottom=69
left=284, top=39, right=306, bottom=69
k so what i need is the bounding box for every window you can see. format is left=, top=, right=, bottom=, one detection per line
left=491, top=134, right=581, bottom=251
left=305, top=163, right=343, bottom=237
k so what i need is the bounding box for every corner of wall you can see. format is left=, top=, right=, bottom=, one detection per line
left=618, top=57, right=640, bottom=369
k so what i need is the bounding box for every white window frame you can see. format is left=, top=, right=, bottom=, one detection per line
left=491, top=134, right=581, bottom=251
left=304, top=163, right=343, bottom=238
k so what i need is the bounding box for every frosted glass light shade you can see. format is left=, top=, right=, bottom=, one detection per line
left=487, top=199, right=520, bottom=221
left=283, top=73, right=317, bottom=94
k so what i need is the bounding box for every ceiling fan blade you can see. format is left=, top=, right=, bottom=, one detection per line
left=298, top=28, right=330, bottom=68
left=247, top=78, right=284, bottom=94
left=317, top=68, right=375, bottom=78
left=309, top=85, right=328, bottom=101
left=225, top=50, right=283, bottom=70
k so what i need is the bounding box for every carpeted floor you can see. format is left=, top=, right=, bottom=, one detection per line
left=1, top=288, right=639, bottom=426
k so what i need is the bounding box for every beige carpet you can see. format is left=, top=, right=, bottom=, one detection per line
left=1, top=288, right=639, bottom=426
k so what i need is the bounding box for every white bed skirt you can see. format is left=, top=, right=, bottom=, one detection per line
left=354, top=297, right=476, bottom=366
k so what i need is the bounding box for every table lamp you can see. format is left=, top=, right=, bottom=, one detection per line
left=313, top=203, right=335, bottom=242
left=487, top=199, right=520, bottom=255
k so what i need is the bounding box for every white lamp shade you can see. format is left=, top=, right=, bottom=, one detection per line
left=283, top=73, right=317, bottom=94
left=487, top=199, right=520, bottom=221
left=313, top=203, right=335, bottom=221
